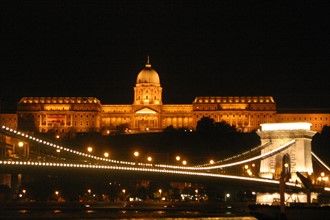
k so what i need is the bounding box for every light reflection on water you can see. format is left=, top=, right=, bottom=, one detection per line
left=88, top=218, right=256, bottom=220
left=5, top=210, right=257, bottom=220
left=7, top=210, right=257, bottom=220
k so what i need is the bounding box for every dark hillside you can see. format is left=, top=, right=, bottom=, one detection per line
left=66, top=131, right=261, bottom=165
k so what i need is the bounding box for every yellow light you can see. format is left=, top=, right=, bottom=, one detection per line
left=134, top=151, right=139, bottom=157
left=176, top=156, right=181, bottom=161
left=18, top=142, right=24, bottom=147
left=147, top=156, right=152, bottom=162
left=260, top=122, right=311, bottom=131
left=104, top=152, right=109, bottom=158
left=87, top=147, right=93, bottom=153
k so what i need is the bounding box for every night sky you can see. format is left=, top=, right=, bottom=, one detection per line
left=1, top=1, right=330, bottom=113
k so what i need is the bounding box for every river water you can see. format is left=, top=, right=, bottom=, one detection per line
left=0, top=209, right=257, bottom=220
left=0, top=201, right=258, bottom=219
left=0, top=211, right=257, bottom=220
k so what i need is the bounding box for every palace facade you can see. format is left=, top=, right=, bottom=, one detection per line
left=1, top=59, right=330, bottom=136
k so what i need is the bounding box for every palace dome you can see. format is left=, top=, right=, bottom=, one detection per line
left=136, top=60, right=160, bottom=85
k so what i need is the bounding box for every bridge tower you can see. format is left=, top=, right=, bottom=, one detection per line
left=257, top=122, right=316, bottom=182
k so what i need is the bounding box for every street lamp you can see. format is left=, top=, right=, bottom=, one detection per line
left=133, top=151, right=140, bottom=164
left=225, top=193, right=230, bottom=202
left=16, top=141, right=24, bottom=158
left=104, top=152, right=109, bottom=158
left=16, top=141, right=29, bottom=159
left=87, top=189, right=92, bottom=201
left=147, top=156, right=152, bottom=162
left=55, top=191, right=59, bottom=202
left=87, top=147, right=93, bottom=153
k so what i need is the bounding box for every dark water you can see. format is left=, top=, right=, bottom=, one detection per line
left=0, top=201, right=257, bottom=220
left=0, top=209, right=257, bottom=220
left=0, top=208, right=257, bottom=220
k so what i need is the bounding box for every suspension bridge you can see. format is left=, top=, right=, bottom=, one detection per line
left=1, top=123, right=330, bottom=204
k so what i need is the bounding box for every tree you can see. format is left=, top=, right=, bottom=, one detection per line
left=214, top=121, right=236, bottom=133
left=114, top=123, right=129, bottom=135
left=312, top=125, right=330, bottom=165
left=18, top=114, right=38, bottom=132
left=163, top=125, right=176, bottom=132
left=196, top=117, right=215, bottom=134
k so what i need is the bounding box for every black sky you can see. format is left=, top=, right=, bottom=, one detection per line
left=1, top=0, right=330, bottom=112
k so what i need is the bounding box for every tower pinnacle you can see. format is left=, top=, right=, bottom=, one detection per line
left=146, top=56, right=151, bottom=68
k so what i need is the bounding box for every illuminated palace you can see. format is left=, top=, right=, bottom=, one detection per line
left=1, top=59, right=330, bottom=135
